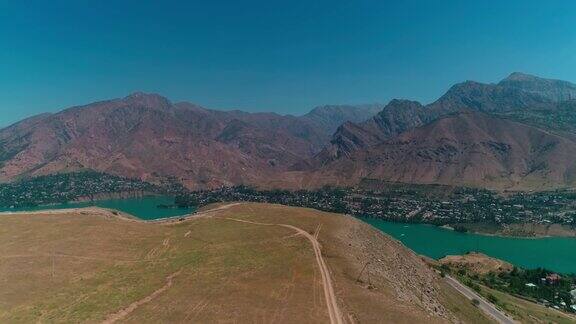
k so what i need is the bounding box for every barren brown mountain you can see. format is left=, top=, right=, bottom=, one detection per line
left=0, top=93, right=377, bottom=189
left=300, top=111, right=576, bottom=190
left=2, top=73, right=576, bottom=190
left=313, top=73, right=570, bottom=164
left=300, top=73, right=576, bottom=190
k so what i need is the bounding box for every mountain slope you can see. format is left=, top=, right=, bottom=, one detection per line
left=2, top=72, right=576, bottom=191
left=303, top=73, right=576, bottom=189
left=0, top=203, right=491, bottom=323
left=301, top=104, right=383, bottom=135
left=304, top=111, right=576, bottom=190
left=498, top=72, right=576, bottom=102
left=317, top=74, right=566, bottom=163
left=0, top=93, right=377, bottom=189
left=305, top=100, right=428, bottom=165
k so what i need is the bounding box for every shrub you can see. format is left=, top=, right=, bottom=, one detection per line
left=487, top=294, right=498, bottom=304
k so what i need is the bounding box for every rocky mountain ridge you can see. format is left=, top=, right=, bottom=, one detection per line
left=0, top=94, right=378, bottom=188
left=2, top=72, right=576, bottom=190
left=300, top=73, right=576, bottom=190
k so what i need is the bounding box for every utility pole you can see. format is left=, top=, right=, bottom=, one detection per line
left=356, top=261, right=371, bottom=284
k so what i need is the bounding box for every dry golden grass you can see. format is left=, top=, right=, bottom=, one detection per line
left=0, top=203, right=491, bottom=323
left=440, top=253, right=514, bottom=275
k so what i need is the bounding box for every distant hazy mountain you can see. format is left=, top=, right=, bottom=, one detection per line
left=300, top=104, right=383, bottom=135
left=316, top=100, right=428, bottom=162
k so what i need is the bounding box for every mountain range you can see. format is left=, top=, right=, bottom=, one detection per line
left=0, top=93, right=379, bottom=188
left=1, top=72, right=576, bottom=190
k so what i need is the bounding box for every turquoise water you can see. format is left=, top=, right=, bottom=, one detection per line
left=3, top=197, right=574, bottom=273
left=361, top=218, right=576, bottom=274
left=0, top=196, right=196, bottom=220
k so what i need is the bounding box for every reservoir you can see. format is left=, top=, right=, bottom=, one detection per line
left=0, top=196, right=196, bottom=220
left=2, top=197, right=574, bottom=274
left=362, top=218, right=576, bottom=274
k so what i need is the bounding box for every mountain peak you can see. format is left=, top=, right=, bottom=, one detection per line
left=307, top=104, right=382, bottom=116
left=122, top=92, right=172, bottom=108
left=503, top=72, right=539, bottom=82
left=498, top=72, right=576, bottom=102
left=385, top=99, right=423, bottom=108
left=302, top=103, right=382, bottom=134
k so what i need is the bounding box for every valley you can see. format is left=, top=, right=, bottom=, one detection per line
left=2, top=72, right=576, bottom=323
left=5, top=3, right=576, bottom=323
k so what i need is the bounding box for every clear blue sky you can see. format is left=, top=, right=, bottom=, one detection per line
left=0, top=0, right=575, bottom=126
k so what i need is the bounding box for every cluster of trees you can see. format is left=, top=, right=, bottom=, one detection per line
left=4, top=172, right=576, bottom=230
left=175, top=184, right=576, bottom=227
left=175, top=185, right=350, bottom=214
left=0, top=172, right=163, bottom=208
left=473, top=267, right=575, bottom=312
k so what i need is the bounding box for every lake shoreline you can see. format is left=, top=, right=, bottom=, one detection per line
left=358, top=217, right=576, bottom=239
left=73, top=190, right=158, bottom=203
left=450, top=222, right=576, bottom=239
left=4, top=199, right=575, bottom=238
left=362, top=217, right=576, bottom=274
left=0, top=196, right=196, bottom=221
left=0, top=202, right=238, bottom=226
left=2, top=201, right=575, bottom=273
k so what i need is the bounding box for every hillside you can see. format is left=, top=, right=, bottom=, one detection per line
left=2, top=73, right=576, bottom=191
left=300, top=104, right=384, bottom=140
left=439, top=253, right=514, bottom=276
left=498, top=72, right=576, bottom=102
left=305, top=73, right=576, bottom=190
left=0, top=203, right=490, bottom=323
left=301, top=111, right=576, bottom=190
left=0, top=94, right=377, bottom=189
left=439, top=253, right=576, bottom=324
left=316, top=73, right=574, bottom=158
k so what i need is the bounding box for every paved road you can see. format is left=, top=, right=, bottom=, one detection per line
left=445, top=275, right=516, bottom=324
left=226, top=217, right=344, bottom=324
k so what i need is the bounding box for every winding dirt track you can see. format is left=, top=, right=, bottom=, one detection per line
left=102, top=271, right=181, bottom=324
left=10, top=203, right=342, bottom=323
left=225, top=217, right=344, bottom=324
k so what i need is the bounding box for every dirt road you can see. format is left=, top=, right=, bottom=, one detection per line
left=102, top=271, right=181, bottom=324
left=154, top=202, right=243, bottom=222
left=226, top=217, right=344, bottom=324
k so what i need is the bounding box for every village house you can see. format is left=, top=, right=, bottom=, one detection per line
left=545, top=273, right=561, bottom=285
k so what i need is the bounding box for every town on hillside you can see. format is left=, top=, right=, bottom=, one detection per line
left=175, top=184, right=576, bottom=231
left=2, top=172, right=576, bottom=234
